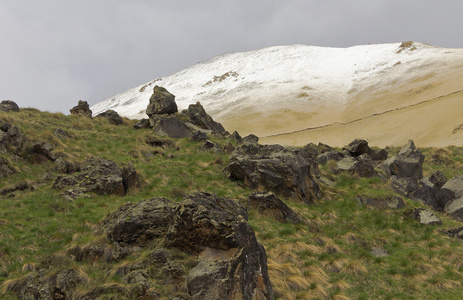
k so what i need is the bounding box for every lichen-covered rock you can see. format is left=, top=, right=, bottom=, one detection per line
left=181, top=101, right=228, bottom=136
left=228, top=143, right=320, bottom=205
left=0, top=100, right=19, bottom=112
left=0, top=122, right=26, bottom=154
left=343, top=139, right=371, bottom=157
left=95, top=197, right=174, bottom=246
left=69, top=100, right=92, bottom=118
left=165, top=192, right=273, bottom=300
left=248, top=192, right=304, bottom=224
left=146, top=86, right=178, bottom=116
left=53, top=157, right=139, bottom=196
left=404, top=208, right=442, bottom=225
left=96, top=109, right=123, bottom=125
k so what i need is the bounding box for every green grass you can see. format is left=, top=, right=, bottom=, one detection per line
left=2, top=108, right=463, bottom=299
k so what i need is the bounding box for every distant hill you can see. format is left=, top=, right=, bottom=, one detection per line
left=91, top=41, right=463, bottom=147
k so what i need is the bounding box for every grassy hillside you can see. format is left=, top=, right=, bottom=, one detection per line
left=2, top=108, right=463, bottom=299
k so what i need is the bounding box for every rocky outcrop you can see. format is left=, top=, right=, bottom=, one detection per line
left=356, top=196, right=406, bottom=209
left=96, top=109, right=123, bottom=125
left=0, top=122, right=26, bottom=154
left=248, top=192, right=304, bottom=224
left=146, top=86, right=178, bottom=116
left=181, top=102, right=228, bottom=136
left=0, top=100, right=20, bottom=112
left=95, top=197, right=175, bottom=246
left=69, top=100, right=92, bottom=118
left=166, top=192, right=273, bottom=300
left=404, top=208, right=442, bottom=225
left=228, top=143, right=320, bottom=205
left=53, top=157, right=139, bottom=197
left=380, top=140, right=424, bottom=196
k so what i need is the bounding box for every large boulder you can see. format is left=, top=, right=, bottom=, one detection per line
left=248, top=192, right=304, bottom=224
left=0, top=122, right=26, bottom=154
left=437, top=175, right=463, bottom=209
left=181, top=102, right=228, bottom=136
left=96, top=109, right=123, bottom=125
left=152, top=115, right=193, bottom=138
left=53, top=157, right=139, bottom=197
left=0, top=100, right=19, bottom=112
left=228, top=143, right=320, bottom=205
left=146, top=86, right=178, bottom=116
left=69, top=100, right=92, bottom=118
left=95, top=197, right=175, bottom=246
left=165, top=192, right=273, bottom=300
left=343, top=138, right=388, bottom=161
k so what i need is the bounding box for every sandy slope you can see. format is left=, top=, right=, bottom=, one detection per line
left=91, top=42, right=463, bottom=147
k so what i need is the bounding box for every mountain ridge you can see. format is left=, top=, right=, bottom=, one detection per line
left=91, top=41, right=463, bottom=147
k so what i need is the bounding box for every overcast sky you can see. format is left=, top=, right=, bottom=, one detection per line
left=1, top=0, right=462, bottom=114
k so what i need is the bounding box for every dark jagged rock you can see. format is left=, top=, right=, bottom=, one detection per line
left=356, top=196, right=406, bottom=209
left=53, top=157, right=139, bottom=197
left=248, top=192, right=304, bottom=224
left=317, top=151, right=344, bottom=165
left=95, top=197, right=174, bottom=246
left=165, top=192, right=273, bottom=300
left=441, top=227, right=463, bottom=239
left=239, top=134, right=259, bottom=144
left=223, top=142, right=235, bottom=154
left=437, top=175, right=463, bottom=220
left=410, top=177, right=440, bottom=210
left=403, top=208, right=442, bottom=225
left=133, top=118, right=150, bottom=129
left=182, top=102, right=228, bottom=136
left=228, top=143, right=320, bottom=205
left=0, top=100, right=19, bottom=112
left=369, top=148, right=389, bottom=161
left=229, top=131, right=242, bottom=142
left=335, top=154, right=375, bottom=177
left=146, top=86, right=178, bottom=116
left=0, top=123, right=26, bottom=154
left=152, top=115, right=193, bottom=138
left=191, top=130, right=208, bottom=142
left=390, top=175, right=419, bottom=197
left=343, top=139, right=371, bottom=157
left=69, top=100, right=92, bottom=118
left=96, top=109, right=123, bottom=125
left=430, top=170, right=448, bottom=189
left=317, top=142, right=333, bottom=154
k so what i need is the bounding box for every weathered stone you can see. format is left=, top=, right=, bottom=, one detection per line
left=390, top=175, right=419, bottom=197
left=69, top=100, right=92, bottom=118
left=0, top=100, right=19, bottom=112
left=181, top=102, right=228, bottom=136
left=343, top=139, right=371, bottom=157
left=165, top=192, right=273, bottom=299
left=409, top=177, right=440, bottom=210
left=122, top=162, right=140, bottom=192
left=229, top=131, right=242, bottom=142
left=228, top=143, right=320, bottom=205
left=26, top=142, right=56, bottom=163
left=223, top=142, right=235, bottom=154
left=133, top=118, right=150, bottom=129
left=96, top=109, right=123, bottom=125
left=445, top=197, right=463, bottom=221
left=191, top=130, right=208, bottom=142
left=152, top=115, right=193, bottom=138
left=441, top=227, right=463, bottom=239
left=317, top=151, right=344, bottom=165
left=95, top=197, right=174, bottom=246
left=369, top=148, right=388, bottom=161
left=317, top=142, right=333, bottom=154
left=437, top=175, right=463, bottom=209
left=0, top=123, right=26, bottom=154
left=150, top=248, right=171, bottom=266
left=202, top=140, right=221, bottom=153
left=53, top=157, right=138, bottom=196
left=430, top=170, right=448, bottom=189
left=239, top=134, right=259, bottom=144
left=146, top=86, right=178, bottom=116
left=53, top=157, right=78, bottom=174
left=335, top=154, right=375, bottom=177
left=404, top=208, right=442, bottom=225
left=248, top=192, right=304, bottom=224
left=380, top=140, right=424, bottom=180
left=356, top=196, right=406, bottom=209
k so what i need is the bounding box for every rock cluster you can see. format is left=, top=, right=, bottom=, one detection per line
left=69, top=100, right=92, bottom=118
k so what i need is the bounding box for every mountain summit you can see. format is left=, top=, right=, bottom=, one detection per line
left=91, top=42, right=463, bottom=147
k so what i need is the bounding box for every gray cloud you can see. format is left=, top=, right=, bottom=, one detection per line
left=0, top=0, right=462, bottom=114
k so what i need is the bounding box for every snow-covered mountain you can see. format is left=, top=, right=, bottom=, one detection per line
left=91, top=42, right=463, bottom=147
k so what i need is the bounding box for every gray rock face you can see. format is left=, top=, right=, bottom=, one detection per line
left=335, top=154, right=375, bottom=177
left=445, top=197, right=463, bottom=221
left=239, top=134, right=259, bottom=144
left=356, top=196, right=406, bottom=209
left=96, top=109, right=123, bottom=125
left=152, top=115, right=193, bottom=138
left=404, top=208, right=442, bottom=225
left=165, top=192, right=273, bottom=300
left=228, top=143, right=320, bottom=205
left=0, top=100, right=19, bottom=112
left=438, top=175, right=463, bottom=210
left=95, top=197, right=175, bottom=246
left=146, top=86, right=178, bottom=116
left=181, top=102, right=228, bottom=136
left=317, top=151, right=344, bottom=165
left=69, top=100, right=92, bottom=118
left=53, top=157, right=139, bottom=197
left=248, top=192, right=304, bottom=224
left=409, top=176, right=444, bottom=210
